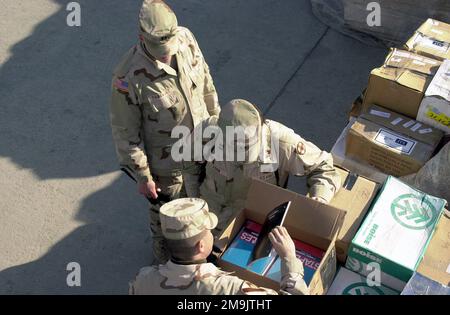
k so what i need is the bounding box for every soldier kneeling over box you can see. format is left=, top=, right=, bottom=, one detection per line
left=129, top=198, right=309, bottom=295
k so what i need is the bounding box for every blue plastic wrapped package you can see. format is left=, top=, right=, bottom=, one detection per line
left=401, top=272, right=450, bottom=295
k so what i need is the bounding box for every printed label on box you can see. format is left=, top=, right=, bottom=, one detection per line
left=374, top=129, right=417, bottom=155
left=419, top=36, right=449, bottom=53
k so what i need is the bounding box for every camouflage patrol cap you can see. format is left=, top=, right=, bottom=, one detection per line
left=218, top=99, right=263, bottom=130
left=139, top=0, right=179, bottom=58
left=160, top=198, right=218, bottom=240
left=218, top=99, right=263, bottom=162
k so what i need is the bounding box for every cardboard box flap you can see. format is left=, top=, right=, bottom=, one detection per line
left=214, top=211, right=247, bottom=253
left=245, top=179, right=346, bottom=241
left=417, top=19, right=450, bottom=44
left=332, top=167, right=380, bottom=244
left=361, top=104, right=444, bottom=147
left=308, top=232, right=338, bottom=295
left=425, top=59, right=450, bottom=100
left=397, top=71, right=431, bottom=92
left=372, top=67, right=430, bottom=93
left=384, top=49, right=441, bottom=76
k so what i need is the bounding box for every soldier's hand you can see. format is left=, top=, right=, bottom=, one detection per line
left=269, top=226, right=296, bottom=259
left=138, top=180, right=159, bottom=200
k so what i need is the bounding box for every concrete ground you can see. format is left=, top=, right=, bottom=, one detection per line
left=0, top=0, right=387, bottom=294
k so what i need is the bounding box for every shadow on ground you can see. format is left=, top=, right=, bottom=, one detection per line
left=0, top=0, right=386, bottom=294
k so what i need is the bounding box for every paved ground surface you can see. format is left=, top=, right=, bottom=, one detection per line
left=0, top=0, right=387, bottom=294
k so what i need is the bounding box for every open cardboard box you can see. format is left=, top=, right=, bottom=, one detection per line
left=214, top=179, right=346, bottom=295
left=331, top=167, right=380, bottom=263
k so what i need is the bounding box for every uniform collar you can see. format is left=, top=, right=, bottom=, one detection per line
left=158, top=260, right=222, bottom=287
left=137, top=42, right=178, bottom=77
left=170, top=257, right=207, bottom=265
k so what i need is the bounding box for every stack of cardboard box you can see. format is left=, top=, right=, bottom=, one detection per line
left=332, top=19, right=450, bottom=183
left=327, top=18, right=450, bottom=294
left=214, top=18, right=450, bottom=296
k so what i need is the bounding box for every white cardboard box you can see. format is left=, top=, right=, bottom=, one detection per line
left=346, top=176, right=447, bottom=291
left=418, top=59, right=450, bottom=134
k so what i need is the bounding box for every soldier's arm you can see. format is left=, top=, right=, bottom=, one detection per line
left=300, top=143, right=340, bottom=204
left=278, top=256, right=309, bottom=295
left=188, top=29, right=220, bottom=118
left=202, top=60, right=220, bottom=118
left=277, top=123, right=340, bottom=203
left=214, top=274, right=278, bottom=295
left=269, top=226, right=310, bottom=295
left=110, top=78, right=152, bottom=184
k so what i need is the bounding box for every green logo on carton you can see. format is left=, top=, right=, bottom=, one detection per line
left=391, top=194, right=437, bottom=230
left=343, top=283, right=385, bottom=295
left=346, top=257, right=363, bottom=273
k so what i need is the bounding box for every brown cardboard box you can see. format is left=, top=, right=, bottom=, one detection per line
left=363, top=49, right=441, bottom=118
left=345, top=105, right=443, bottom=177
left=330, top=168, right=380, bottom=263
left=405, top=19, right=450, bottom=61
left=361, top=105, right=444, bottom=145
left=417, top=212, right=450, bottom=287
left=331, top=118, right=389, bottom=184
left=215, top=179, right=346, bottom=295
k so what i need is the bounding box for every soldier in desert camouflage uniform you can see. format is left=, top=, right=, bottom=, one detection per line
left=129, top=198, right=310, bottom=295
left=110, top=0, right=220, bottom=263
left=200, top=99, right=341, bottom=235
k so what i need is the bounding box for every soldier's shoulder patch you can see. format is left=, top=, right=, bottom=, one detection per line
left=295, top=141, right=306, bottom=155
left=113, top=78, right=129, bottom=93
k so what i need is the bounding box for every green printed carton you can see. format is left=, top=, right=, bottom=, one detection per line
left=345, top=176, right=447, bottom=291
left=327, top=267, right=399, bottom=295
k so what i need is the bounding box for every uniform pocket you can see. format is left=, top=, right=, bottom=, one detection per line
left=148, top=90, right=179, bottom=111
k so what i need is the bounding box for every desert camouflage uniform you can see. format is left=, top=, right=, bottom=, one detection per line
left=110, top=0, right=220, bottom=263
left=129, top=198, right=309, bottom=295
left=200, top=99, right=341, bottom=235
